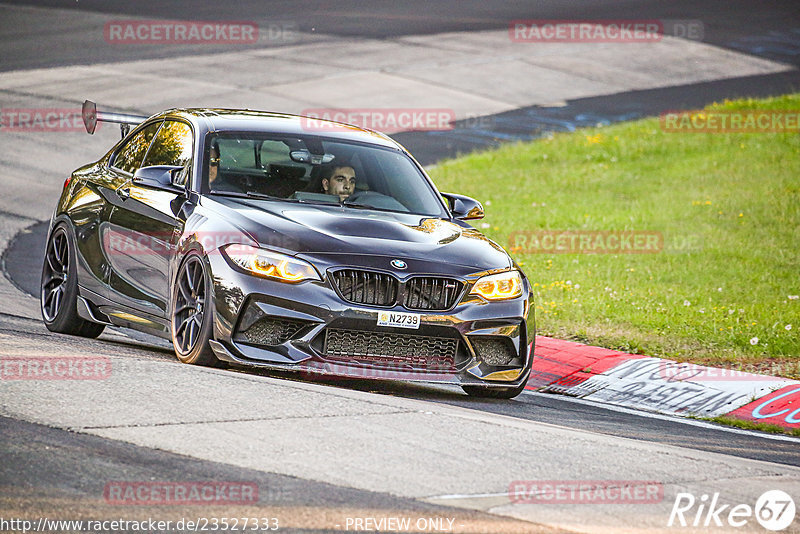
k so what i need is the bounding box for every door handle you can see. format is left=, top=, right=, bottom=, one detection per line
left=116, top=187, right=130, bottom=200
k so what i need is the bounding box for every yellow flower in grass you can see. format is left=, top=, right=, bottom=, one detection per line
left=585, top=134, right=603, bottom=145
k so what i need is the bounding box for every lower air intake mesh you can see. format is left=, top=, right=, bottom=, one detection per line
left=239, top=317, right=306, bottom=346
left=470, top=337, right=517, bottom=365
left=323, top=328, right=457, bottom=369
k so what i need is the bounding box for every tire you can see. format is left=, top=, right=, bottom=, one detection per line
left=40, top=224, right=105, bottom=338
left=462, top=380, right=528, bottom=399
left=170, top=252, right=221, bottom=367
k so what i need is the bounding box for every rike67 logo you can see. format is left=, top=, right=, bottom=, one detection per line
left=668, top=490, right=796, bottom=531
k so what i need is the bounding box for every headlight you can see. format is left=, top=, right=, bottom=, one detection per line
left=222, top=244, right=320, bottom=283
left=470, top=270, right=523, bottom=301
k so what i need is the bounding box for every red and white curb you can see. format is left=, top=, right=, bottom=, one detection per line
left=528, top=336, right=800, bottom=431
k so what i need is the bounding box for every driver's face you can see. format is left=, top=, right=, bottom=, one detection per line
left=209, top=148, right=220, bottom=183
left=323, top=167, right=356, bottom=201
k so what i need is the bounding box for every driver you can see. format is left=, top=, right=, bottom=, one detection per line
left=321, top=165, right=356, bottom=201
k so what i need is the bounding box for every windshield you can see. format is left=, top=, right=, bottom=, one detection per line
left=203, top=133, right=447, bottom=217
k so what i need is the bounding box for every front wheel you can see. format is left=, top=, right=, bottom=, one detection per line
left=462, top=380, right=528, bottom=399
left=170, top=253, right=221, bottom=367
left=40, top=224, right=105, bottom=338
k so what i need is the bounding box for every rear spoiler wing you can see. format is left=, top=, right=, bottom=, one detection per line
left=82, top=100, right=148, bottom=138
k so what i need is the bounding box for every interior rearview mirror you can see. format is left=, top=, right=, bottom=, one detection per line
left=290, top=150, right=335, bottom=165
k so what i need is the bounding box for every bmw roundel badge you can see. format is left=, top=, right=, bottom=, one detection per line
left=391, top=259, right=407, bottom=269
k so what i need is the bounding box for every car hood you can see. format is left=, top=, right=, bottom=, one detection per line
left=208, top=197, right=512, bottom=273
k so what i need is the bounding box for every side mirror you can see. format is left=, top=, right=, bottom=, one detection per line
left=133, top=165, right=185, bottom=193
left=442, top=193, right=484, bottom=220
left=82, top=100, right=98, bottom=134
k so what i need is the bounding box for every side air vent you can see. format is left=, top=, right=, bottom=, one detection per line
left=238, top=317, right=307, bottom=346
left=470, top=336, right=517, bottom=366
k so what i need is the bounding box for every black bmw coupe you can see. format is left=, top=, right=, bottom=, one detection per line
left=40, top=101, right=533, bottom=398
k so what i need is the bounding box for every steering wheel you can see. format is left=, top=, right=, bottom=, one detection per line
left=345, top=190, right=370, bottom=203
left=345, top=190, right=409, bottom=212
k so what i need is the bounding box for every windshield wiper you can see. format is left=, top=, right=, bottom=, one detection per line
left=208, top=190, right=298, bottom=202
left=341, top=200, right=371, bottom=209
left=294, top=197, right=339, bottom=206
left=246, top=191, right=282, bottom=200
left=341, top=200, right=397, bottom=213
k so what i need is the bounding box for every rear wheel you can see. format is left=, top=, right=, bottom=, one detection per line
left=462, top=380, right=528, bottom=399
left=40, top=224, right=105, bottom=338
left=171, top=253, right=220, bottom=366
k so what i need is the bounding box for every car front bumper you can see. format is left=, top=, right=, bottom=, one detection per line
left=206, top=253, right=534, bottom=389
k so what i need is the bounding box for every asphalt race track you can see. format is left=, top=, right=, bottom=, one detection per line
left=1, top=2, right=799, bottom=532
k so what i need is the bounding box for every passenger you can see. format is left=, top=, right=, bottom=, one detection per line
left=208, top=143, right=223, bottom=188
left=207, top=143, right=239, bottom=192
left=321, top=164, right=356, bottom=201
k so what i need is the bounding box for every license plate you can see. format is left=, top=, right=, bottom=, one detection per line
left=377, top=311, right=420, bottom=329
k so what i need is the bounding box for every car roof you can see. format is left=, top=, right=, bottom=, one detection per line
left=155, top=108, right=403, bottom=150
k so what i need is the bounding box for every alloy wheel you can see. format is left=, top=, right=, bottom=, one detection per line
left=41, top=228, right=69, bottom=322
left=173, top=256, right=207, bottom=354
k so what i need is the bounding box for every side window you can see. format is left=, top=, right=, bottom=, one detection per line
left=112, top=122, right=162, bottom=175
left=142, top=120, right=194, bottom=185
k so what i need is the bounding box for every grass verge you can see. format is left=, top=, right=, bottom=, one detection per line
left=429, top=94, right=800, bottom=377
left=700, top=415, right=800, bottom=437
